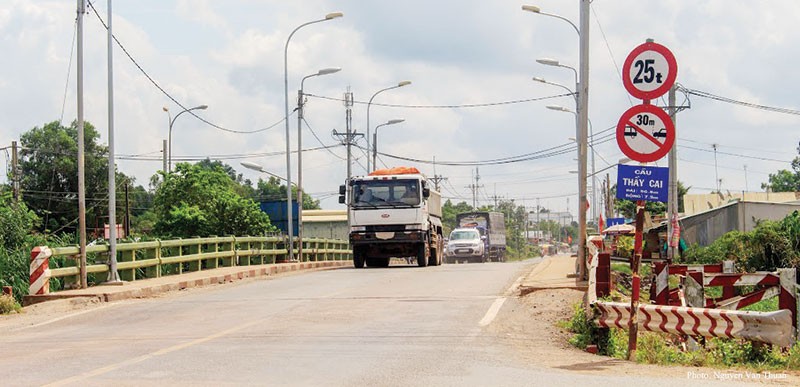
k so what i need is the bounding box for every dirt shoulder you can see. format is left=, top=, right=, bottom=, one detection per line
left=490, top=288, right=800, bottom=385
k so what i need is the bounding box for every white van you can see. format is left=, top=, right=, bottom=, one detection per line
left=446, top=228, right=485, bottom=263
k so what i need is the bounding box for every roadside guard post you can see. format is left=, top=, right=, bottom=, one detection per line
left=29, top=246, right=52, bottom=295
left=615, top=39, right=678, bottom=361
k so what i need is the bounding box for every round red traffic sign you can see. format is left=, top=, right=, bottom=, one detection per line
left=616, top=104, right=675, bottom=163
left=622, top=42, right=677, bottom=100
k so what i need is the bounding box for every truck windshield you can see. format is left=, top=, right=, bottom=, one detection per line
left=351, top=179, right=420, bottom=207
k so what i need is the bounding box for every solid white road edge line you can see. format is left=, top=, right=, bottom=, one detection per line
left=478, top=275, right=524, bottom=327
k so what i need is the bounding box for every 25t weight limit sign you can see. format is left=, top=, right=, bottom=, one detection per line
left=622, top=41, right=677, bottom=100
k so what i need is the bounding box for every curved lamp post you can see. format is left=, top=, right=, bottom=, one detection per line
left=283, top=12, right=343, bottom=261
left=164, top=104, right=208, bottom=173
left=366, top=81, right=411, bottom=172
left=372, top=119, right=404, bottom=168
left=296, top=67, right=340, bottom=262
left=524, top=3, right=590, bottom=282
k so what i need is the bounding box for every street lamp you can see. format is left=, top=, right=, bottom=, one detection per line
left=241, top=161, right=289, bottom=183
left=164, top=104, right=208, bottom=173
left=522, top=5, right=580, bottom=35
left=372, top=119, right=404, bottom=168
left=549, top=104, right=597, bottom=224
left=366, top=81, right=411, bottom=172
left=283, top=12, right=343, bottom=261
left=533, top=76, right=575, bottom=98
left=537, top=58, right=577, bottom=92
left=296, top=67, right=340, bottom=262
left=525, top=3, right=590, bottom=280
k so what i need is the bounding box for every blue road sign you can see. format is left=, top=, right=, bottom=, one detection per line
left=607, top=217, right=625, bottom=227
left=616, top=164, right=669, bottom=203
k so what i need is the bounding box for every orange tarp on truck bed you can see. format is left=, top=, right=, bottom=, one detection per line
left=369, top=167, right=421, bottom=176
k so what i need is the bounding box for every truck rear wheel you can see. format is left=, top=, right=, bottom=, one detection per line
left=416, top=243, right=428, bottom=267
left=353, top=248, right=365, bottom=268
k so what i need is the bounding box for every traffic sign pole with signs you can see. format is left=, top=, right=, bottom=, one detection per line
left=617, top=40, right=678, bottom=361
left=616, top=104, right=675, bottom=163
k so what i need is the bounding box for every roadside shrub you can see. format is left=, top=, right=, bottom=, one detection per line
left=616, top=235, right=634, bottom=258
left=0, top=293, right=21, bottom=314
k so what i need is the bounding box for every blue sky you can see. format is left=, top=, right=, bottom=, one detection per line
left=2, top=0, right=798, bottom=218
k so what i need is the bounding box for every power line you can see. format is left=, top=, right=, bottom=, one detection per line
left=305, top=92, right=574, bottom=109
left=678, top=86, right=800, bottom=116
left=85, top=2, right=286, bottom=135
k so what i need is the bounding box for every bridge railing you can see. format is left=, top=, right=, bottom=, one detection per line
left=33, top=236, right=351, bottom=293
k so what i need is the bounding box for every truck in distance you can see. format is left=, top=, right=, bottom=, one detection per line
left=453, top=211, right=506, bottom=262
left=339, top=167, right=444, bottom=268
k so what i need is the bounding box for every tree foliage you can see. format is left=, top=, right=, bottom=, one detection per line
left=441, top=199, right=474, bottom=234
left=18, top=120, right=147, bottom=235
left=19, top=121, right=109, bottom=233
left=0, top=191, right=39, bottom=250
left=681, top=211, right=800, bottom=271
left=762, top=141, right=800, bottom=192
left=152, top=163, right=274, bottom=238
left=252, top=176, right=320, bottom=210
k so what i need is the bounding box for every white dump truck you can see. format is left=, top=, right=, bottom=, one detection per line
left=339, top=167, right=444, bottom=268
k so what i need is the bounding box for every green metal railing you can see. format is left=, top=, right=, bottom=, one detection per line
left=45, top=236, right=351, bottom=290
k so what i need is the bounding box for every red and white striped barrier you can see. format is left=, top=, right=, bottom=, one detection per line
left=594, top=301, right=794, bottom=347
left=29, top=246, right=52, bottom=295
left=703, top=272, right=779, bottom=287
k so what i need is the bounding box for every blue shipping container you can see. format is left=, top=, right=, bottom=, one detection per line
left=259, top=200, right=299, bottom=236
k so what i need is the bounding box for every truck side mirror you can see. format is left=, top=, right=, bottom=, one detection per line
left=338, top=195, right=345, bottom=204
left=422, top=187, right=430, bottom=198
left=339, top=185, right=346, bottom=195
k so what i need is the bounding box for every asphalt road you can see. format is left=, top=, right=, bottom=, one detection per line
left=0, top=259, right=764, bottom=386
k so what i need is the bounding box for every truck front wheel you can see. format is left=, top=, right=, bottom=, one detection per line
left=416, top=243, right=428, bottom=267
left=353, top=248, right=365, bottom=268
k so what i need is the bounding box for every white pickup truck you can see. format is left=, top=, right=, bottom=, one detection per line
left=339, top=167, right=444, bottom=268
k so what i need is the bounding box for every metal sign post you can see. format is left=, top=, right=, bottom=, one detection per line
left=616, top=39, right=678, bottom=361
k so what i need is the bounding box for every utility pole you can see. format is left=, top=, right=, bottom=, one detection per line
left=106, top=0, right=120, bottom=282
left=667, top=85, right=679, bottom=263
left=11, top=141, right=19, bottom=201
left=124, top=180, right=130, bottom=237
left=162, top=140, right=168, bottom=173
left=466, top=167, right=483, bottom=209
left=713, top=143, right=720, bottom=192
left=76, top=0, right=88, bottom=288
left=577, top=0, right=591, bottom=280
left=605, top=173, right=613, bottom=219
left=429, top=175, right=447, bottom=192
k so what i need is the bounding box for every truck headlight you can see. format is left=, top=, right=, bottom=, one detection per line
left=351, top=226, right=366, bottom=232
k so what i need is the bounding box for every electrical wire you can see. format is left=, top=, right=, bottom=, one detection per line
left=85, top=2, right=287, bottom=135
left=304, top=92, right=574, bottom=109
left=678, top=86, right=800, bottom=116
left=60, top=19, right=77, bottom=124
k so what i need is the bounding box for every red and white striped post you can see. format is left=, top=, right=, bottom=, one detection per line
left=29, top=246, right=52, bottom=295
left=778, top=268, right=798, bottom=335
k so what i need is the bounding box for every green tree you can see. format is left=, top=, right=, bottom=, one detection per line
left=442, top=199, right=474, bottom=234
left=19, top=120, right=110, bottom=233
left=252, top=176, right=320, bottom=210
left=17, top=120, right=146, bottom=236
left=762, top=141, right=800, bottom=192
left=0, top=191, right=39, bottom=250
left=152, top=163, right=274, bottom=237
